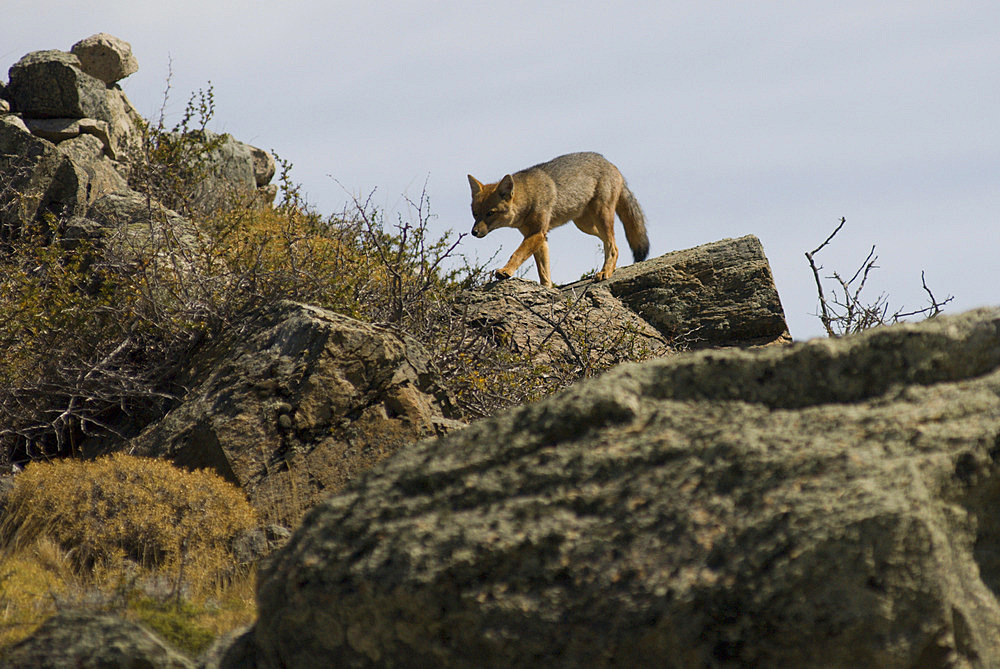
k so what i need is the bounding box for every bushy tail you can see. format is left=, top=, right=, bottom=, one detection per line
left=617, top=183, right=649, bottom=262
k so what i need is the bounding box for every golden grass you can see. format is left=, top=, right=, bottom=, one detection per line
left=0, top=454, right=260, bottom=655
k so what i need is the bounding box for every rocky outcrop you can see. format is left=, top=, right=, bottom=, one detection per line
left=1, top=34, right=277, bottom=239
left=232, top=308, right=1000, bottom=668
left=597, top=234, right=790, bottom=348
left=5, top=48, right=141, bottom=160
left=457, top=235, right=788, bottom=367
left=232, top=524, right=293, bottom=567
left=1, top=611, right=194, bottom=668
left=456, top=276, right=670, bottom=368
left=129, top=301, right=465, bottom=526
left=188, top=131, right=262, bottom=212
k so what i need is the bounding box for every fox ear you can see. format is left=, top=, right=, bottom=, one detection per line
left=497, top=174, right=514, bottom=199
left=468, top=175, right=483, bottom=196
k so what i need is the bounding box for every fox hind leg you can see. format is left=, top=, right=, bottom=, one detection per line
left=575, top=204, right=618, bottom=281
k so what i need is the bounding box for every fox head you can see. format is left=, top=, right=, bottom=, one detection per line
left=468, top=174, right=516, bottom=238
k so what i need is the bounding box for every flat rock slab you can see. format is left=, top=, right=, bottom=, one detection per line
left=585, top=234, right=791, bottom=348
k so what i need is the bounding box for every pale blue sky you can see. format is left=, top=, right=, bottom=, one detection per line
left=4, top=2, right=998, bottom=339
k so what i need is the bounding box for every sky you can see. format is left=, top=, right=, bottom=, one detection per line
left=3, top=2, right=998, bottom=340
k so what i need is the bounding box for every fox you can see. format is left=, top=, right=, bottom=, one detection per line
left=468, top=152, right=649, bottom=288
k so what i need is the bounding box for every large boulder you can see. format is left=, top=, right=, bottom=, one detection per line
left=1, top=611, right=193, bottom=668
left=70, top=33, right=139, bottom=85
left=0, top=114, right=87, bottom=234
left=129, top=301, right=465, bottom=526
left=591, top=234, right=791, bottom=348
left=6, top=50, right=110, bottom=120
left=239, top=308, right=1000, bottom=667
left=452, top=235, right=788, bottom=381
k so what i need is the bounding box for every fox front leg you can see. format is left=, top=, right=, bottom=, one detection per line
left=532, top=241, right=552, bottom=287
left=499, top=231, right=548, bottom=283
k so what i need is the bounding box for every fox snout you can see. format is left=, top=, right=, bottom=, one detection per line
left=472, top=221, right=489, bottom=238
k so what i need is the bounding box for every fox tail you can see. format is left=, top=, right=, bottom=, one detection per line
left=617, top=184, right=649, bottom=262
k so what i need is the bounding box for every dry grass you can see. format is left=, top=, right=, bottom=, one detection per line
left=0, top=454, right=258, bottom=654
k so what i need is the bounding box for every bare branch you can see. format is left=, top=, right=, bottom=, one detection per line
left=805, top=218, right=954, bottom=337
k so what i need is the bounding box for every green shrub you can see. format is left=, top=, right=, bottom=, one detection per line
left=127, top=82, right=224, bottom=216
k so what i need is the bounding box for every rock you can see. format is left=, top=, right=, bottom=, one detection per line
left=1, top=610, right=193, bottom=668
left=70, top=33, right=139, bottom=84
left=199, top=626, right=257, bottom=669
left=232, top=524, right=293, bottom=566
left=244, top=308, right=1000, bottom=667
left=186, top=132, right=260, bottom=213
left=83, top=189, right=202, bottom=277
left=257, top=183, right=279, bottom=206
left=6, top=48, right=142, bottom=160
left=129, top=301, right=465, bottom=526
left=161, top=132, right=276, bottom=213
left=457, top=277, right=670, bottom=370
left=102, top=86, right=143, bottom=159
left=0, top=114, right=87, bottom=233
left=55, top=133, right=129, bottom=205
left=88, top=188, right=193, bottom=234
left=24, top=117, right=111, bottom=147
left=588, top=234, right=791, bottom=348
left=452, top=235, right=789, bottom=380
left=0, top=114, right=128, bottom=231
left=249, top=144, right=276, bottom=187
left=6, top=50, right=110, bottom=120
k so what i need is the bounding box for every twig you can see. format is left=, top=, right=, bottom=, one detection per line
left=804, top=217, right=845, bottom=336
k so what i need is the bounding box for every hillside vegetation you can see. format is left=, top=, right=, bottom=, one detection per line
left=0, top=84, right=665, bottom=656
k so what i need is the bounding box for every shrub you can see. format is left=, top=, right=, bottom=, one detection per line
left=0, top=78, right=664, bottom=466
left=3, top=454, right=256, bottom=587
left=127, top=79, right=225, bottom=216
